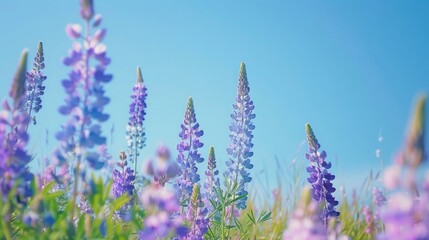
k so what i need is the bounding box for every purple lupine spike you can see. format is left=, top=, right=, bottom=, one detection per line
left=126, top=66, right=147, bottom=173
left=362, top=206, right=375, bottom=235
left=0, top=99, right=34, bottom=201
left=139, top=186, right=188, bottom=239
left=176, top=97, right=204, bottom=205
left=203, top=147, right=220, bottom=213
left=305, top=123, right=340, bottom=224
left=225, top=62, right=255, bottom=209
left=54, top=3, right=112, bottom=177
left=372, top=187, right=386, bottom=207
left=25, top=42, right=47, bottom=125
left=112, top=151, right=135, bottom=220
left=182, top=184, right=209, bottom=240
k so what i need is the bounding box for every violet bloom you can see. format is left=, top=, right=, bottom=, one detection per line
left=126, top=66, right=147, bottom=173
left=362, top=206, right=375, bottom=235
left=176, top=97, right=204, bottom=205
left=203, top=147, right=220, bottom=213
left=144, top=145, right=180, bottom=187
left=55, top=6, right=112, bottom=175
left=112, top=152, right=135, bottom=220
left=378, top=192, right=429, bottom=240
left=305, top=123, right=339, bottom=224
left=225, top=62, right=255, bottom=210
left=372, top=187, right=386, bottom=207
left=283, top=188, right=348, bottom=240
left=0, top=99, right=33, bottom=201
left=25, top=42, right=47, bottom=125
left=182, top=184, right=209, bottom=240
left=139, top=186, right=188, bottom=239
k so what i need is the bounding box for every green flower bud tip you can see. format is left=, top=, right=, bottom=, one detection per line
left=9, top=49, right=28, bottom=102
left=137, top=66, right=143, bottom=83
left=187, top=97, right=194, bottom=110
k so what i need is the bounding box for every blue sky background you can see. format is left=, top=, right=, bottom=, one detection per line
left=0, top=1, right=428, bottom=199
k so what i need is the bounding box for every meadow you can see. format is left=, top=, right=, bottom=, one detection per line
left=0, top=1, right=428, bottom=239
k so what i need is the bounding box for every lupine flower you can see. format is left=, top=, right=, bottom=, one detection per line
left=283, top=188, right=348, bottom=240
left=372, top=187, right=386, bottom=207
left=378, top=191, right=429, bottom=240
left=25, top=42, right=47, bottom=124
left=0, top=99, right=34, bottom=201
left=378, top=95, right=429, bottom=239
left=139, top=186, right=188, bottom=239
left=225, top=62, right=255, bottom=210
left=176, top=97, right=204, bottom=205
left=144, top=145, right=180, bottom=187
left=182, top=184, right=209, bottom=240
left=305, top=123, right=339, bottom=224
left=126, top=66, right=147, bottom=173
left=112, top=152, right=135, bottom=220
left=362, top=206, right=375, bottom=235
left=54, top=5, right=112, bottom=178
left=203, top=147, right=220, bottom=213
left=78, top=195, right=94, bottom=215
left=9, top=49, right=28, bottom=105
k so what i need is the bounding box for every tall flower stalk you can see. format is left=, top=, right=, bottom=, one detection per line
left=24, top=42, right=47, bottom=125
left=176, top=97, right=204, bottom=206
left=54, top=0, right=112, bottom=219
left=203, top=147, right=220, bottom=213
left=126, top=66, right=147, bottom=174
left=225, top=62, right=255, bottom=210
left=305, top=123, right=339, bottom=225
left=112, top=151, right=135, bottom=220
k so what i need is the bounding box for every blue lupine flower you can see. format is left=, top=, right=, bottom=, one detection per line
left=225, top=62, right=255, bottom=209
left=176, top=97, right=204, bottom=205
left=54, top=5, right=112, bottom=179
left=0, top=99, right=34, bottom=201
left=126, top=66, right=147, bottom=173
left=305, top=123, right=340, bottom=224
left=182, top=184, right=209, bottom=240
left=112, top=151, right=135, bottom=220
left=139, top=186, right=188, bottom=239
left=203, top=147, right=220, bottom=213
left=25, top=42, right=47, bottom=124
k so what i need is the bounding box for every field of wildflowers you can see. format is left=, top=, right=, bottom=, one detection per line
left=1, top=1, right=428, bottom=239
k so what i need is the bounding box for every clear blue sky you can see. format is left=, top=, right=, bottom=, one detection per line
left=0, top=1, right=428, bottom=197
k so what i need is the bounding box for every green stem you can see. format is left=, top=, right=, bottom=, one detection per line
left=221, top=204, right=226, bottom=240
left=1, top=218, right=12, bottom=240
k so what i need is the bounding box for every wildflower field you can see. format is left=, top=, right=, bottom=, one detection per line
left=0, top=1, right=428, bottom=239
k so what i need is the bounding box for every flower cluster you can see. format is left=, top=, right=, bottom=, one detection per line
left=0, top=100, right=33, bottom=201
left=144, top=145, right=181, bottom=188
left=225, top=62, right=255, bottom=209
left=203, top=147, right=220, bottom=212
left=112, top=152, right=135, bottom=219
left=305, top=123, right=339, bottom=223
left=283, top=188, right=348, bottom=240
left=24, top=42, right=47, bottom=124
left=55, top=0, right=112, bottom=175
left=139, top=186, right=187, bottom=239
left=183, top=184, right=209, bottom=240
left=126, top=66, right=147, bottom=171
left=378, top=95, right=429, bottom=240
left=176, top=97, right=204, bottom=205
